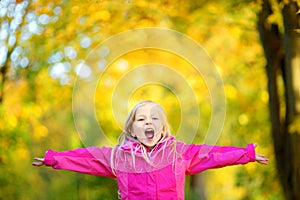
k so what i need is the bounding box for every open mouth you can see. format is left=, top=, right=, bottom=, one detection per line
left=145, top=129, right=155, bottom=139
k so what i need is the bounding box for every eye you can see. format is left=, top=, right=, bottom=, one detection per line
left=137, top=118, right=145, bottom=121
left=152, top=117, right=159, bottom=120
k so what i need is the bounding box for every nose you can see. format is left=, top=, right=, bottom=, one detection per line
left=145, top=117, right=152, bottom=124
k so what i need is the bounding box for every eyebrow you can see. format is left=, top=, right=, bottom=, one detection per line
left=135, top=114, right=159, bottom=118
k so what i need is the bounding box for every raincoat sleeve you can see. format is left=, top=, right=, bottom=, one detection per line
left=44, top=146, right=115, bottom=178
left=185, top=144, right=256, bottom=174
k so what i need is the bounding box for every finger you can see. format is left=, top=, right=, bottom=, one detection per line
left=259, top=159, right=269, bottom=165
left=256, top=155, right=269, bottom=165
left=254, top=148, right=269, bottom=164
left=256, top=154, right=267, bottom=159
left=34, top=157, right=44, bottom=162
left=32, top=157, right=45, bottom=166
left=32, top=161, right=43, bottom=166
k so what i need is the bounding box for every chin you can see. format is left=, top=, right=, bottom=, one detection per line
left=141, top=141, right=156, bottom=149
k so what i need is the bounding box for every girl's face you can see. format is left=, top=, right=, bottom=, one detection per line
left=131, top=103, right=164, bottom=149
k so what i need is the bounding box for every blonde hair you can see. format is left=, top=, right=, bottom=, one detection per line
left=110, top=100, right=176, bottom=173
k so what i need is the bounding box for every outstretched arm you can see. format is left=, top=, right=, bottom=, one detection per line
left=32, top=147, right=115, bottom=178
left=185, top=143, right=268, bottom=174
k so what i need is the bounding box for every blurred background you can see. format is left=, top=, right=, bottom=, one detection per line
left=0, top=0, right=299, bottom=199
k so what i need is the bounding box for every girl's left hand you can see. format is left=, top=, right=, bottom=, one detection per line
left=254, top=143, right=269, bottom=165
left=255, top=154, right=269, bottom=165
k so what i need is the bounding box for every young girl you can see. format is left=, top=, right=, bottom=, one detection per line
left=33, top=100, right=268, bottom=200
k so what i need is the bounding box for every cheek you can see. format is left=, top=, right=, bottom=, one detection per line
left=132, top=122, right=143, bottom=133
left=154, top=121, right=163, bottom=129
left=133, top=122, right=143, bottom=129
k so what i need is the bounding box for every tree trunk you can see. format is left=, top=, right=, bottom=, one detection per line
left=258, top=1, right=300, bottom=199
left=0, top=65, right=8, bottom=103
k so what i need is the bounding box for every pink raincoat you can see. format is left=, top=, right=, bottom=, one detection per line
left=44, top=137, right=256, bottom=199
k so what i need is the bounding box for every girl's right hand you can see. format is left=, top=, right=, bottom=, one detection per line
left=32, top=157, right=45, bottom=166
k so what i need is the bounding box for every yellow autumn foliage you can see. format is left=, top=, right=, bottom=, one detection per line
left=0, top=0, right=285, bottom=199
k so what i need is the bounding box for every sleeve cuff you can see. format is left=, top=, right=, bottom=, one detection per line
left=44, top=149, right=56, bottom=166
left=247, top=144, right=256, bottom=162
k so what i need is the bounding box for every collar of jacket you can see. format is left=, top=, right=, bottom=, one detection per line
left=120, top=136, right=176, bottom=154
